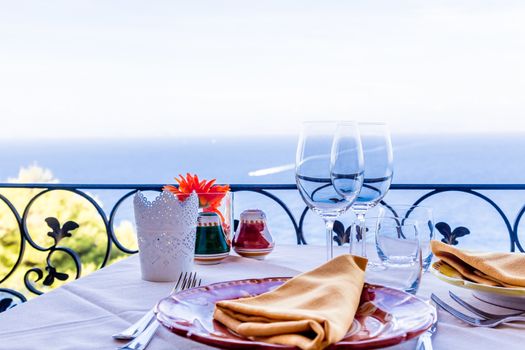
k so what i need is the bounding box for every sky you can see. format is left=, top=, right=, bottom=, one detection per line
left=0, top=1, right=524, bottom=138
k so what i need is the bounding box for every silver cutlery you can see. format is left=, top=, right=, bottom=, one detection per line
left=415, top=303, right=438, bottom=350
left=473, top=294, right=525, bottom=313
left=118, top=319, right=161, bottom=350
left=431, top=293, right=525, bottom=327
left=117, top=273, right=201, bottom=350
left=449, top=291, right=524, bottom=319
left=113, top=272, right=193, bottom=340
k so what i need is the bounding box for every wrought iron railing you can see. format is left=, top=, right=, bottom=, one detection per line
left=1, top=183, right=525, bottom=312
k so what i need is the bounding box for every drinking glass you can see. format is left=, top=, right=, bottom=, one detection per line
left=378, top=204, right=434, bottom=271
left=351, top=122, right=393, bottom=258
left=371, top=217, right=422, bottom=294
left=296, top=121, right=364, bottom=261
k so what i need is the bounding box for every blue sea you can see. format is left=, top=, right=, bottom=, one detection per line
left=1, top=134, right=525, bottom=251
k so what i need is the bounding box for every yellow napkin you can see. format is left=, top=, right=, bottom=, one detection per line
left=213, top=254, right=367, bottom=350
left=431, top=240, right=525, bottom=287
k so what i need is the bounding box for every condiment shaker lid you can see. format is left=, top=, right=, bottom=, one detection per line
left=239, top=209, right=266, bottom=222
left=197, top=212, right=221, bottom=226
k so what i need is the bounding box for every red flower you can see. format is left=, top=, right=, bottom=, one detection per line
left=163, top=173, right=230, bottom=212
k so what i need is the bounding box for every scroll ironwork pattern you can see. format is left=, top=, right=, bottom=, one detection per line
left=0, top=183, right=524, bottom=313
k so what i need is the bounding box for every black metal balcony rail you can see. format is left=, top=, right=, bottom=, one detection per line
left=1, top=183, right=525, bottom=312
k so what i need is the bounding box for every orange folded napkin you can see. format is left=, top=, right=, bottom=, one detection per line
left=213, top=254, right=367, bottom=350
left=431, top=240, right=525, bottom=288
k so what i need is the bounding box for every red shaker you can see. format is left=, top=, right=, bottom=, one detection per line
left=233, top=209, right=274, bottom=259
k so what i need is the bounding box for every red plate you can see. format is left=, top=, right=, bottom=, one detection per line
left=155, top=277, right=435, bottom=349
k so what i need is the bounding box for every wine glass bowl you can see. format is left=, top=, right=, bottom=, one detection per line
left=330, top=122, right=364, bottom=205
left=296, top=122, right=347, bottom=220
left=353, top=122, right=394, bottom=211
left=296, top=174, right=351, bottom=219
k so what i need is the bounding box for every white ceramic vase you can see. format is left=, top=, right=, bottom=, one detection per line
left=133, top=190, right=199, bottom=282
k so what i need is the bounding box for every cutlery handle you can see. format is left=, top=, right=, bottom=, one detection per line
left=113, top=309, right=155, bottom=340
left=416, top=334, right=433, bottom=350
left=119, top=320, right=160, bottom=350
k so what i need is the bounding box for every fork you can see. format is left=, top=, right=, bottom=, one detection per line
left=448, top=291, right=524, bottom=319
left=117, top=274, right=201, bottom=350
left=118, top=275, right=201, bottom=350
left=113, top=272, right=193, bottom=340
left=431, top=293, right=525, bottom=327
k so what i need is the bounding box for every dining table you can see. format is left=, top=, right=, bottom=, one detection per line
left=0, top=244, right=523, bottom=350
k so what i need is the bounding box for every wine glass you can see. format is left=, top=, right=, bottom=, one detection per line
left=296, top=121, right=364, bottom=261
left=351, top=122, right=393, bottom=258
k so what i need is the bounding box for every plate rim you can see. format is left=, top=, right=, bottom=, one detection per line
left=430, top=261, right=525, bottom=296
left=155, top=276, right=435, bottom=350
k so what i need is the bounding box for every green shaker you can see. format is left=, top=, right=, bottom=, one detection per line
left=194, top=212, right=230, bottom=264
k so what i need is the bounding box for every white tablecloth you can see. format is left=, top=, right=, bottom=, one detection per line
left=0, top=245, right=524, bottom=350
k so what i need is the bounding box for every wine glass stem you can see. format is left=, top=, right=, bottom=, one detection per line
left=354, top=211, right=367, bottom=258
left=325, top=219, right=335, bottom=260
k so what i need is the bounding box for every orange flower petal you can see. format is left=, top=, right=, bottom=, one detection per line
left=202, top=179, right=216, bottom=192
left=165, top=174, right=229, bottom=209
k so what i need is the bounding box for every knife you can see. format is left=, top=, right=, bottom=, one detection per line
left=416, top=304, right=438, bottom=350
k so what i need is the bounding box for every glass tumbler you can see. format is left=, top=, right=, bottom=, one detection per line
left=368, top=217, right=423, bottom=294
left=378, top=205, right=434, bottom=271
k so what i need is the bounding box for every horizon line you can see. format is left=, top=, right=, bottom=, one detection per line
left=1, top=130, right=524, bottom=141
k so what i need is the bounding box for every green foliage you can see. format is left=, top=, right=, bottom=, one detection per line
left=0, top=165, right=137, bottom=298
